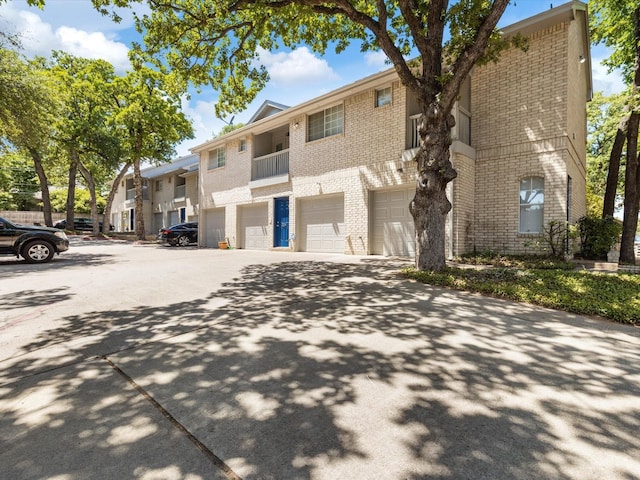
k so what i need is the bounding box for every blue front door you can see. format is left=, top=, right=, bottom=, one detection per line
left=274, top=197, right=289, bottom=247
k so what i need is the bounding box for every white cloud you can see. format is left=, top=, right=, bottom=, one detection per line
left=257, top=46, right=338, bottom=85
left=0, top=2, right=130, bottom=72
left=56, top=27, right=130, bottom=71
left=591, top=57, right=626, bottom=95
left=178, top=96, right=224, bottom=156
left=364, top=50, right=389, bottom=70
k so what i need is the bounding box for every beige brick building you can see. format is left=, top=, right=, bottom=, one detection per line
left=115, top=2, right=590, bottom=257
left=110, top=154, right=199, bottom=234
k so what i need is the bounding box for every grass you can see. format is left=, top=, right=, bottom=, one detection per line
left=402, top=255, right=640, bottom=325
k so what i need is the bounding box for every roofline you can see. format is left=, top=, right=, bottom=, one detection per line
left=191, top=1, right=593, bottom=152
left=503, top=1, right=592, bottom=101
left=190, top=66, right=398, bottom=152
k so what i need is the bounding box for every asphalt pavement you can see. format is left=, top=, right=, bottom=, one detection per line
left=1, top=238, right=639, bottom=480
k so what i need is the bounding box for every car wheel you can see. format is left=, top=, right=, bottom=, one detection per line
left=22, top=240, right=55, bottom=263
left=177, top=235, right=190, bottom=247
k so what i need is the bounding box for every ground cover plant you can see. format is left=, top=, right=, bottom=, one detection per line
left=403, top=254, right=640, bottom=324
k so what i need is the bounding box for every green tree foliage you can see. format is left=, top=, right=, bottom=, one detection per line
left=0, top=48, right=61, bottom=224
left=49, top=188, right=106, bottom=214
left=590, top=0, right=640, bottom=265
left=0, top=149, right=39, bottom=210
left=111, top=67, right=194, bottom=239
left=90, top=0, right=515, bottom=270
left=587, top=91, right=627, bottom=211
left=46, top=52, right=123, bottom=233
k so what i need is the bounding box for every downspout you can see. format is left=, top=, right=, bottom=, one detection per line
left=448, top=180, right=454, bottom=260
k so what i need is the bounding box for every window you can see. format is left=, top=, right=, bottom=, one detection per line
left=208, top=147, right=226, bottom=170
left=375, top=87, right=392, bottom=107
left=155, top=180, right=163, bottom=192
left=239, top=138, right=246, bottom=152
left=307, top=104, right=343, bottom=142
left=519, top=177, right=544, bottom=233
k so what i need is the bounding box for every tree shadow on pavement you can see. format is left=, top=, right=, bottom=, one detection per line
left=1, top=259, right=639, bottom=479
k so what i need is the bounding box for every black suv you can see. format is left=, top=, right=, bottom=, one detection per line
left=0, top=216, right=70, bottom=263
left=54, top=218, right=112, bottom=231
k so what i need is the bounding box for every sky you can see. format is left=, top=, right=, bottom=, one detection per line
left=0, top=0, right=626, bottom=157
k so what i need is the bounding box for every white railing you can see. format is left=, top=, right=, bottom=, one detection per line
left=408, top=105, right=471, bottom=149
left=125, top=187, right=149, bottom=201
left=409, top=114, right=421, bottom=149
left=455, top=106, right=471, bottom=145
left=252, top=149, right=289, bottom=180
left=174, top=184, right=186, bottom=199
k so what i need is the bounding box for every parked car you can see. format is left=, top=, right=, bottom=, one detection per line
left=54, top=218, right=113, bottom=231
left=0, top=216, right=69, bottom=263
left=158, top=222, right=198, bottom=247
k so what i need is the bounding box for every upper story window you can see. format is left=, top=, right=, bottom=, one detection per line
left=155, top=179, right=163, bottom=192
left=307, top=104, right=343, bottom=142
left=519, top=176, right=544, bottom=233
left=239, top=138, right=247, bottom=152
left=375, top=87, right=392, bottom=107
left=208, top=147, right=226, bottom=170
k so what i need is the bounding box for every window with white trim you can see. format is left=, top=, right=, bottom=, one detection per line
left=208, top=147, right=226, bottom=170
left=239, top=138, right=246, bottom=152
left=519, top=176, right=544, bottom=233
left=307, top=104, right=343, bottom=142
left=375, top=87, right=392, bottom=107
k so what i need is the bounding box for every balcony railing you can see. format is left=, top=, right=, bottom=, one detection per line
left=409, top=114, right=421, bottom=149
left=174, top=184, right=185, bottom=199
left=125, top=187, right=149, bottom=201
left=455, top=106, right=471, bottom=145
left=408, top=106, right=471, bottom=150
left=252, top=149, right=289, bottom=181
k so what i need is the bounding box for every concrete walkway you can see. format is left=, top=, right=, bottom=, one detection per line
left=1, top=243, right=639, bottom=479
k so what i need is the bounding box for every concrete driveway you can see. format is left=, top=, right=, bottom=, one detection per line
left=1, top=239, right=639, bottom=480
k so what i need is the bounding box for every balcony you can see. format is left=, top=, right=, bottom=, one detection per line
left=174, top=184, right=186, bottom=200
left=250, top=149, right=290, bottom=188
left=125, top=186, right=149, bottom=203
left=408, top=106, right=471, bottom=151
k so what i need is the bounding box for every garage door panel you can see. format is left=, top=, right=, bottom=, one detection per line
left=240, top=204, right=269, bottom=250
left=205, top=208, right=225, bottom=247
left=299, top=196, right=345, bottom=253
left=372, top=188, right=415, bottom=257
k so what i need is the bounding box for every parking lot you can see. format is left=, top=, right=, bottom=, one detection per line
left=1, top=239, right=640, bottom=480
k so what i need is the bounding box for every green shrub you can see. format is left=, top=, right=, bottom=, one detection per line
left=577, top=215, right=622, bottom=260
left=403, top=266, right=640, bottom=324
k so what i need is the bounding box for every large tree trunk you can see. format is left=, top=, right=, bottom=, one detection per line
left=133, top=157, right=146, bottom=240
left=66, top=156, right=77, bottom=228
left=75, top=157, right=99, bottom=236
left=619, top=8, right=640, bottom=265
left=28, top=147, right=53, bottom=227
left=102, top=162, right=132, bottom=234
left=410, top=110, right=457, bottom=271
left=602, top=117, right=628, bottom=218
left=620, top=113, right=639, bottom=264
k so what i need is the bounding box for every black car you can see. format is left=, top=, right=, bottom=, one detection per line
left=158, top=222, right=198, bottom=246
left=0, top=216, right=69, bottom=263
left=54, top=218, right=112, bottom=232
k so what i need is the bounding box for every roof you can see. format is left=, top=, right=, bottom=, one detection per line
left=191, top=1, right=592, bottom=153
left=247, top=100, right=290, bottom=124
left=139, top=154, right=200, bottom=179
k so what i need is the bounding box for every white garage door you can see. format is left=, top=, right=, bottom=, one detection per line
left=168, top=210, right=180, bottom=227
left=299, top=195, right=345, bottom=253
left=204, top=208, right=225, bottom=247
left=240, top=203, right=269, bottom=250
left=372, top=187, right=415, bottom=257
